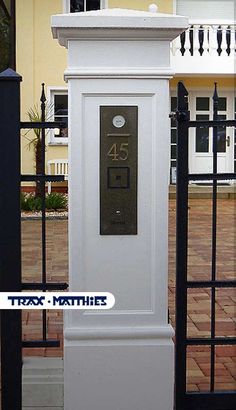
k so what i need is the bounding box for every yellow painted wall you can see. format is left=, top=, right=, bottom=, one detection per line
left=16, top=0, right=232, bottom=183
left=108, top=0, right=173, bottom=13
left=170, top=77, right=236, bottom=89
left=17, top=0, right=67, bottom=179
left=17, top=0, right=174, bottom=179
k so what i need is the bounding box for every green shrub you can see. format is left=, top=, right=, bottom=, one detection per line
left=45, top=193, right=67, bottom=210
left=21, top=193, right=42, bottom=211
left=21, top=192, right=67, bottom=211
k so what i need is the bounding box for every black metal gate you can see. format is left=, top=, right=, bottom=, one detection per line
left=0, top=69, right=67, bottom=410
left=1, top=69, right=236, bottom=410
left=175, top=82, right=236, bottom=410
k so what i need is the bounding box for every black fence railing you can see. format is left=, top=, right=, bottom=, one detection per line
left=20, top=83, right=68, bottom=350
left=0, top=67, right=22, bottom=410
left=0, top=69, right=68, bottom=410
left=174, top=81, right=236, bottom=410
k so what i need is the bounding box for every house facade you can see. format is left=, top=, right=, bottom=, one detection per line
left=1, top=0, right=235, bottom=187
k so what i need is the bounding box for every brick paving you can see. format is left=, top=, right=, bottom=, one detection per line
left=21, top=198, right=236, bottom=392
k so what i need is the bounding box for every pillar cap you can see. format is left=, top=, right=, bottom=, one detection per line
left=0, top=68, right=22, bottom=81
left=52, top=8, right=188, bottom=47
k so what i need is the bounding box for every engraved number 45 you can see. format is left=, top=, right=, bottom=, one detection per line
left=107, top=143, right=129, bottom=161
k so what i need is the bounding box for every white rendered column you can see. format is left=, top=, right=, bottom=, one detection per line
left=52, top=9, right=188, bottom=410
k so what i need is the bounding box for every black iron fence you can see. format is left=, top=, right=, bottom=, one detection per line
left=174, top=82, right=236, bottom=410
left=0, top=69, right=67, bottom=410
left=21, top=83, right=68, bottom=349
left=1, top=70, right=235, bottom=410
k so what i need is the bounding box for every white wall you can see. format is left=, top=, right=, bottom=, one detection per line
left=176, top=0, right=235, bottom=19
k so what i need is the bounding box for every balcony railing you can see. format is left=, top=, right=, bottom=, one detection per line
left=171, top=20, right=235, bottom=57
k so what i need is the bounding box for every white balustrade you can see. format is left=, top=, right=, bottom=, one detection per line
left=202, top=25, right=209, bottom=54
left=170, top=38, right=176, bottom=56
left=171, top=33, right=182, bottom=56
left=184, top=27, right=191, bottom=55
left=171, top=20, right=235, bottom=57
left=212, top=25, right=220, bottom=56
left=193, top=24, right=200, bottom=55
left=208, top=25, right=213, bottom=55
left=230, top=25, right=235, bottom=55
left=221, top=25, right=228, bottom=55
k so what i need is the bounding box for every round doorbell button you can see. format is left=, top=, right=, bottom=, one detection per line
left=112, top=115, right=126, bottom=128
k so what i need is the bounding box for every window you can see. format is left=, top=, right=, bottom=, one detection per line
left=195, top=97, right=210, bottom=153
left=215, top=98, right=227, bottom=153
left=196, top=97, right=209, bottom=112
left=49, top=90, right=68, bottom=144
left=63, top=0, right=107, bottom=13
left=71, top=0, right=100, bottom=12
left=195, top=96, right=228, bottom=154
left=196, top=114, right=209, bottom=152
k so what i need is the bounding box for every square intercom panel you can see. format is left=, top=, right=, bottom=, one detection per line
left=100, top=106, right=138, bottom=235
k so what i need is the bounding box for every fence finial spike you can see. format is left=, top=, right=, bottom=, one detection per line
left=40, top=82, right=46, bottom=103
left=177, top=81, right=189, bottom=112
left=213, top=82, right=219, bottom=102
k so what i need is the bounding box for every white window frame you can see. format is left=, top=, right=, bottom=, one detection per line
left=234, top=97, right=236, bottom=175
left=63, top=0, right=108, bottom=13
left=47, top=87, right=68, bottom=145
left=170, top=95, right=177, bottom=184
left=175, top=0, right=235, bottom=20
left=186, top=89, right=234, bottom=175
left=170, top=89, right=235, bottom=180
left=173, top=0, right=177, bottom=14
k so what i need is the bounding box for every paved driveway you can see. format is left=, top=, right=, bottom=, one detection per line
left=21, top=198, right=236, bottom=392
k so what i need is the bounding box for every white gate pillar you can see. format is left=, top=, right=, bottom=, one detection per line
left=52, top=8, right=188, bottom=410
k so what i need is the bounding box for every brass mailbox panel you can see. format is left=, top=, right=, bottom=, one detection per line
left=100, top=106, right=138, bottom=235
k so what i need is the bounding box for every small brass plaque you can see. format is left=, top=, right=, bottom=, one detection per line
left=100, top=106, right=138, bottom=235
